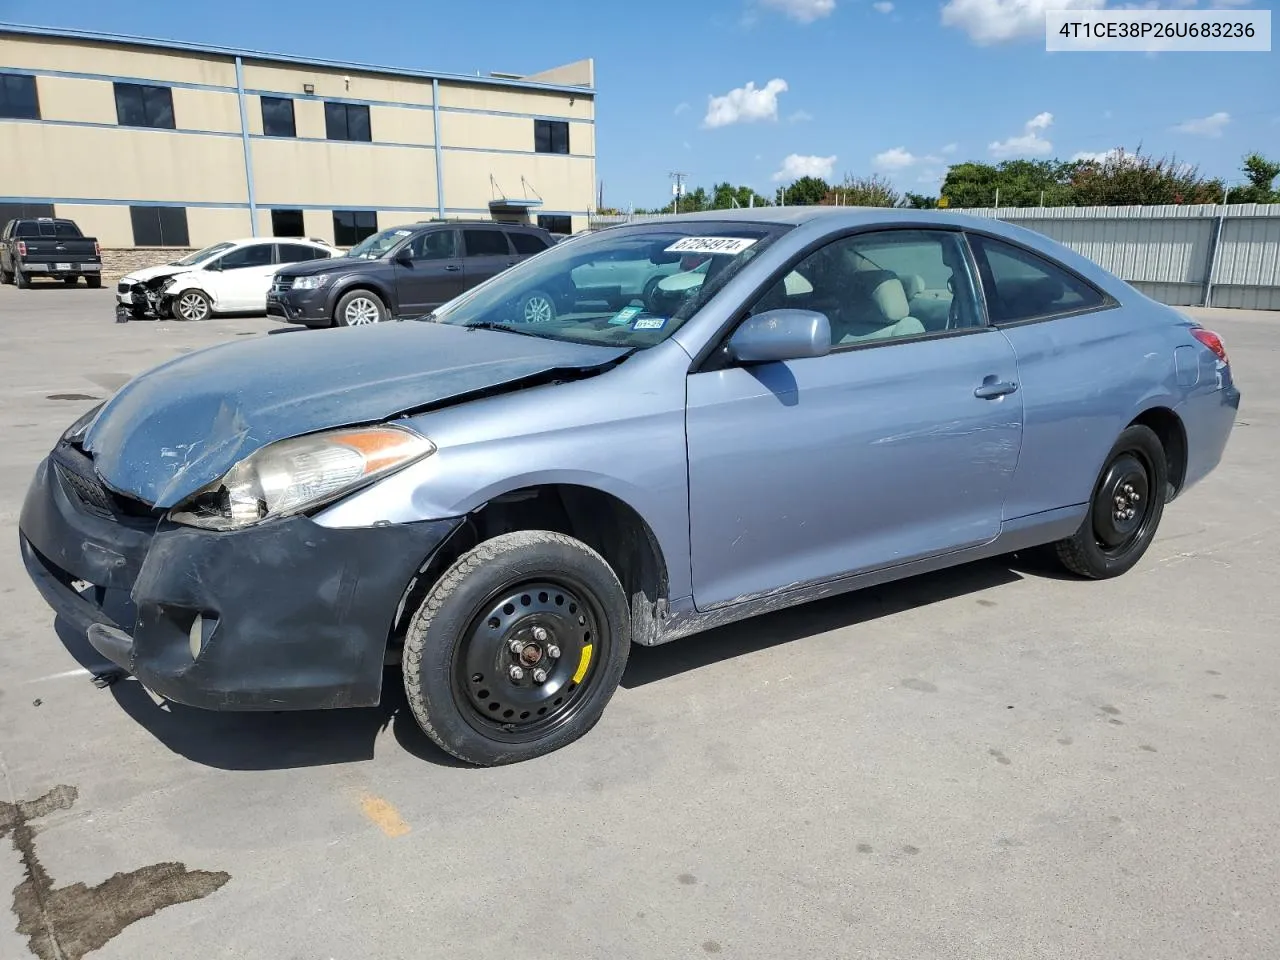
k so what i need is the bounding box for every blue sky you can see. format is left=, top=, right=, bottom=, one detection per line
left=12, top=0, right=1278, bottom=207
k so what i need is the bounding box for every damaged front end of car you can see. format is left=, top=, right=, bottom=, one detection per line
left=115, top=275, right=177, bottom=323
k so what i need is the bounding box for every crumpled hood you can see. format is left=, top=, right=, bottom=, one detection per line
left=83, top=323, right=628, bottom=508
left=119, top=263, right=189, bottom=285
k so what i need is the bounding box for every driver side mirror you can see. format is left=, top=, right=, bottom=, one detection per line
left=727, top=309, right=831, bottom=364
left=394, top=246, right=413, bottom=266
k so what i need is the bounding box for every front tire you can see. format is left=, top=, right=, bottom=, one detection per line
left=335, top=290, right=388, bottom=327
left=1053, top=424, right=1167, bottom=579
left=173, top=289, right=212, bottom=321
left=402, top=531, right=631, bottom=766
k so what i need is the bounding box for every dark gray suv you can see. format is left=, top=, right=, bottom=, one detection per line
left=267, top=220, right=556, bottom=327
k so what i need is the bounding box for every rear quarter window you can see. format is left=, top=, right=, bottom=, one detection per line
left=970, top=233, right=1107, bottom=324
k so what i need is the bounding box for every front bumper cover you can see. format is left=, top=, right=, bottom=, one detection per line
left=19, top=446, right=462, bottom=710
left=267, top=289, right=331, bottom=325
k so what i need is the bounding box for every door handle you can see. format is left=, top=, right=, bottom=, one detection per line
left=444, top=264, right=461, bottom=272
left=974, top=378, right=1018, bottom=399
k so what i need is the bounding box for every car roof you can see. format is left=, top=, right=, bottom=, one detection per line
left=644, top=206, right=1009, bottom=232
left=224, top=237, right=331, bottom=247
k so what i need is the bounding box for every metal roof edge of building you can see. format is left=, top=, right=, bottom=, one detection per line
left=0, top=22, right=596, bottom=95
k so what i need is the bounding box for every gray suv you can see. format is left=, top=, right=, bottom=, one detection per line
left=267, top=220, right=555, bottom=327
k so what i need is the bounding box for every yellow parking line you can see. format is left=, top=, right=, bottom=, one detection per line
left=360, top=793, right=411, bottom=838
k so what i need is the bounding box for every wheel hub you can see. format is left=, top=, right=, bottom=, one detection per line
left=1093, top=453, right=1152, bottom=549
left=456, top=581, right=597, bottom=737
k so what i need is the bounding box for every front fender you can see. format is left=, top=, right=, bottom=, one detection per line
left=327, top=274, right=397, bottom=315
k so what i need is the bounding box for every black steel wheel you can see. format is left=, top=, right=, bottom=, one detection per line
left=402, top=530, right=630, bottom=766
left=1054, top=424, right=1167, bottom=579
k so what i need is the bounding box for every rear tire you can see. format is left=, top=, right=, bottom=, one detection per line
left=1053, top=424, right=1167, bottom=579
left=63, top=277, right=79, bottom=286
left=85, top=275, right=102, bottom=289
left=402, top=530, right=631, bottom=766
left=0, top=267, right=11, bottom=285
left=15, top=268, right=29, bottom=289
left=334, top=290, right=388, bottom=327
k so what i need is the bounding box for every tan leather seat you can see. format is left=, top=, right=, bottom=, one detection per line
left=835, top=270, right=926, bottom=343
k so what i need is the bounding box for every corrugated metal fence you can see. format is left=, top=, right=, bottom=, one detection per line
left=589, top=204, right=1280, bottom=310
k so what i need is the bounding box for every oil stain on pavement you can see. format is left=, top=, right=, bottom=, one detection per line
left=1, top=784, right=230, bottom=960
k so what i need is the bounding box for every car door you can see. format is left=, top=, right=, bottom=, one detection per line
left=207, top=242, right=277, bottom=311
left=393, top=228, right=464, bottom=316
left=685, top=228, right=1025, bottom=611
left=461, top=227, right=515, bottom=288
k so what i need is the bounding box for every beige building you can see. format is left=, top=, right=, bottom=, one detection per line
left=0, top=24, right=596, bottom=262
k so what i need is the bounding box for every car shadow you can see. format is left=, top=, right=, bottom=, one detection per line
left=48, top=552, right=1054, bottom=772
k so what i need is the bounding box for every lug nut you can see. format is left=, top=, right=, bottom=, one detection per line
left=532, top=626, right=549, bottom=642
left=546, top=645, right=561, bottom=659
left=509, top=665, right=524, bottom=681
left=509, top=638, right=525, bottom=654
left=533, top=668, right=548, bottom=684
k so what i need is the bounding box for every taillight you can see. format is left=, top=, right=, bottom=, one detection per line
left=1191, top=328, right=1228, bottom=364
left=16, top=240, right=26, bottom=256
left=94, top=241, right=101, bottom=258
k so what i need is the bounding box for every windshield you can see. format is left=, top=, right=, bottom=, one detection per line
left=347, top=227, right=414, bottom=260
left=427, top=221, right=788, bottom=348
left=173, top=242, right=234, bottom=267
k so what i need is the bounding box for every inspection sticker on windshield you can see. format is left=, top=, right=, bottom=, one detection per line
left=609, top=305, right=643, bottom=325
left=633, top=317, right=666, bottom=330
left=664, top=236, right=757, bottom=255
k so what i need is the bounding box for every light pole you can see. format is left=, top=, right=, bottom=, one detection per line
left=669, top=171, right=688, bottom=214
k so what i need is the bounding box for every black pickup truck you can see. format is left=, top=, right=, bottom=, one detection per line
left=0, top=217, right=103, bottom=288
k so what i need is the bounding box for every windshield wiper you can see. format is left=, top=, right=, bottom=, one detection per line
left=464, top=320, right=542, bottom=338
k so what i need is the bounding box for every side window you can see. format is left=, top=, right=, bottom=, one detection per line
left=129, top=206, right=189, bottom=246
left=411, top=230, right=457, bottom=260
left=260, top=96, right=296, bottom=138
left=0, top=74, right=40, bottom=120
left=463, top=229, right=511, bottom=257
left=114, top=82, right=175, bottom=129
left=277, top=243, right=328, bottom=263
left=534, top=119, right=570, bottom=154
left=216, top=244, right=275, bottom=270
left=508, top=231, right=549, bottom=255
left=749, top=229, right=981, bottom=346
left=969, top=234, right=1106, bottom=324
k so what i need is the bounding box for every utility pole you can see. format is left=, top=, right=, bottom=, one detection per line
left=670, top=171, right=688, bottom=214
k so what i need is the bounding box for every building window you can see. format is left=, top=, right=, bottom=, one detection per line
left=537, top=214, right=572, bottom=235
left=534, top=119, right=569, bottom=154
left=114, top=82, right=175, bottom=129
left=324, top=102, right=371, bottom=142
left=271, top=209, right=306, bottom=237
left=333, top=210, right=377, bottom=246
left=0, top=73, right=40, bottom=120
left=129, top=206, right=190, bottom=246
left=0, top=203, right=55, bottom=228
left=260, top=97, right=296, bottom=138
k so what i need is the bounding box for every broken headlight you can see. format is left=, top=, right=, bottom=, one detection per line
left=62, top=402, right=105, bottom=444
left=168, top=424, right=435, bottom=530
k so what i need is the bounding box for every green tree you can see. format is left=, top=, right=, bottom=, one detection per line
left=1226, top=152, right=1280, bottom=203
left=903, top=192, right=939, bottom=209
left=825, top=173, right=900, bottom=207
left=711, top=182, right=773, bottom=209
left=1069, top=148, right=1223, bottom=205
left=940, top=160, right=1077, bottom=208
left=782, top=176, right=830, bottom=205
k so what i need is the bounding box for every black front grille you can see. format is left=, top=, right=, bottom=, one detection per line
left=54, top=461, right=114, bottom=514
left=51, top=442, right=158, bottom=520
left=271, top=276, right=291, bottom=295
left=117, top=281, right=131, bottom=295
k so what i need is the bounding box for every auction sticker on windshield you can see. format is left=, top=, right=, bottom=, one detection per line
left=665, top=237, right=758, bottom=255
left=609, top=305, right=643, bottom=325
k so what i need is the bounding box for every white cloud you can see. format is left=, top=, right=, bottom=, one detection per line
left=1172, top=111, right=1231, bottom=137
left=704, top=78, right=789, bottom=128
left=759, top=0, right=837, bottom=22
left=873, top=1, right=894, bottom=12
left=1071, top=148, right=1124, bottom=162
left=874, top=147, right=919, bottom=169
left=788, top=110, right=814, bottom=122
left=773, top=153, right=838, bottom=181
left=989, top=111, right=1054, bottom=158
left=941, top=0, right=1105, bottom=44
left=673, top=102, right=689, bottom=116
left=941, top=143, right=958, bottom=155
